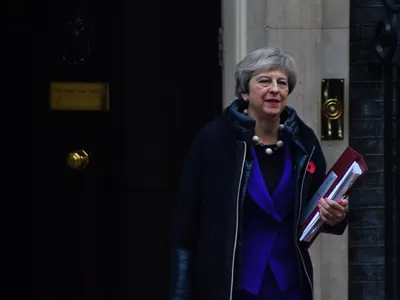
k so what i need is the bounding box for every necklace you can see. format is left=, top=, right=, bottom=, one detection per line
left=243, top=108, right=285, bottom=155
left=252, top=124, right=285, bottom=155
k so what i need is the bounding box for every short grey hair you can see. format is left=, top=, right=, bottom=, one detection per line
left=234, top=47, right=297, bottom=97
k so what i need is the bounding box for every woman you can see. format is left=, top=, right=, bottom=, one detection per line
left=169, top=47, right=348, bottom=300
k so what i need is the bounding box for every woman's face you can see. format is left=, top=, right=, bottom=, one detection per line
left=241, top=69, right=289, bottom=118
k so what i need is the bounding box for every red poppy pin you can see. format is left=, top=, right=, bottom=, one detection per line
left=307, top=161, right=316, bottom=174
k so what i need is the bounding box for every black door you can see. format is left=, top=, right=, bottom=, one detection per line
left=30, top=1, right=126, bottom=299
left=123, top=1, right=222, bottom=298
left=4, top=0, right=221, bottom=298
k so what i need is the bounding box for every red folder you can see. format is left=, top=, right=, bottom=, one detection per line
left=297, top=146, right=368, bottom=246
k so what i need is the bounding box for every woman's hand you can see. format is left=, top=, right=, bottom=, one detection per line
left=318, top=197, right=348, bottom=226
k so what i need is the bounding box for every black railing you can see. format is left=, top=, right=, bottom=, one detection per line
left=373, top=1, right=399, bottom=299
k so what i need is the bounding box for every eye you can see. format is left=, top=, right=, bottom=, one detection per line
left=278, top=81, right=288, bottom=86
left=258, top=79, right=271, bottom=86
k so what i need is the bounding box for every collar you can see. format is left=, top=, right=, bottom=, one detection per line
left=223, top=98, right=306, bottom=153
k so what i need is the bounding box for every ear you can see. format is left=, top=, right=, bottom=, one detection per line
left=241, top=93, right=249, bottom=101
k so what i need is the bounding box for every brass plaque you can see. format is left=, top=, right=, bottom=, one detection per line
left=50, top=82, right=109, bottom=111
left=321, top=79, right=344, bottom=140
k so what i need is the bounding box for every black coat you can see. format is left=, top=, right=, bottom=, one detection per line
left=170, top=99, right=347, bottom=300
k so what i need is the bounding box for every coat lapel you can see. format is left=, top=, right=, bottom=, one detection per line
left=271, top=139, right=295, bottom=214
left=247, top=136, right=295, bottom=222
left=247, top=147, right=282, bottom=222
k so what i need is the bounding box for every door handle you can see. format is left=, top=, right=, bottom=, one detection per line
left=67, top=149, right=90, bottom=170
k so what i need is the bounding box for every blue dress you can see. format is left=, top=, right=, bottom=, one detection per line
left=237, top=139, right=302, bottom=300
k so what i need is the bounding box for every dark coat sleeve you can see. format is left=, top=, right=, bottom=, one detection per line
left=310, top=139, right=348, bottom=235
left=169, top=131, right=205, bottom=300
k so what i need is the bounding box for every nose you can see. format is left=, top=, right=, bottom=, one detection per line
left=269, top=80, right=279, bottom=93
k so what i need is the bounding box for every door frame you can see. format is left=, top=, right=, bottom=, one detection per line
left=222, top=0, right=247, bottom=107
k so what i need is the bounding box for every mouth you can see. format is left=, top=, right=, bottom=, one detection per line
left=265, top=98, right=280, bottom=104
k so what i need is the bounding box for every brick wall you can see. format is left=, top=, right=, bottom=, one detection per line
left=349, top=0, right=398, bottom=299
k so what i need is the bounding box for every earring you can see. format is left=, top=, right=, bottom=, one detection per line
left=243, top=98, right=249, bottom=115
